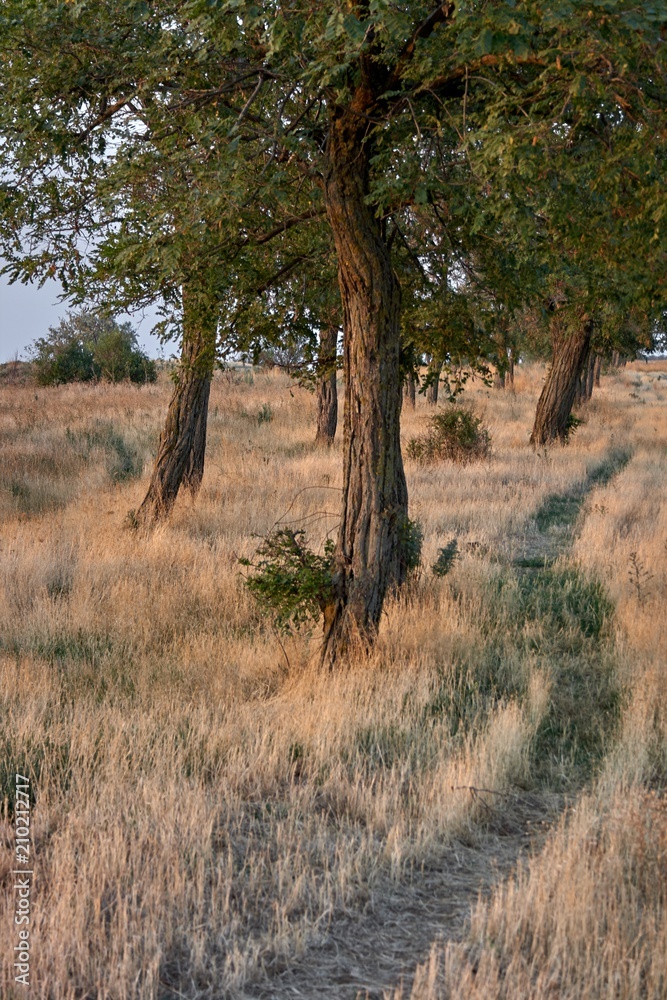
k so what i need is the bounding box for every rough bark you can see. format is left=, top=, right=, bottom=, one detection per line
left=403, top=371, right=416, bottom=409
left=314, top=324, right=338, bottom=446
left=135, top=287, right=217, bottom=524
left=594, top=354, right=602, bottom=388
left=426, top=357, right=442, bottom=405
left=530, top=318, right=593, bottom=446
left=182, top=375, right=212, bottom=493
left=321, top=107, right=408, bottom=666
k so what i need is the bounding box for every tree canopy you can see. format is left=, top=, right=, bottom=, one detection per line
left=1, top=0, right=665, bottom=659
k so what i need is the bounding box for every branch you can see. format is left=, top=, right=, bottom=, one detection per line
left=420, top=54, right=546, bottom=97
left=73, top=95, right=135, bottom=139
left=253, top=254, right=311, bottom=296
left=385, top=3, right=456, bottom=93
left=254, top=207, right=326, bottom=245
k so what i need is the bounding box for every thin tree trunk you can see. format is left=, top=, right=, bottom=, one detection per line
left=530, top=317, right=593, bottom=446
left=426, top=356, right=442, bottom=404
left=315, top=324, right=338, bottom=446
left=507, top=350, right=515, bottom=390
left=136, top=286, right=217, bottom=524
left=585, top=352, right=596, bottom=400
left=403, top=371, right=416, bottom=409
left=321, top=108, right=408, bottom=666
left=594, top=354, right=602, bottom=388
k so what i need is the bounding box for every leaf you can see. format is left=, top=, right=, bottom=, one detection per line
left=476, top=28, right=495, bottom=56
left=343, top=13, right=367, bottom=44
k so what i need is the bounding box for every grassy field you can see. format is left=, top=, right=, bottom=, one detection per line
left=0, top=361, right=665, bottom=999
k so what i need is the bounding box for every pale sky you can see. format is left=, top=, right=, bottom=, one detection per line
left=0, top=274, right=164, bottom=363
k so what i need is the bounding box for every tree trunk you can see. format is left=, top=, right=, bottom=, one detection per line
left=426, top=356, right=441, bottom=405
left=321, top=108, right=408, bottom=666
left=507, top=350, right=515, bottom=390
left=403, top=371, right=416, bottom=409
left=182, top=375, right=212, bottom=493
left=594, top=354, right=602, bottom=388
left=135, top=286, right=217, bottom=524
left=314, top=324, right=338, bottom=446
left=530, top=318, right=592, bottom=446
left=573, top=365, right=586, bottom=407
left=585, top=352, right=596, bottom=400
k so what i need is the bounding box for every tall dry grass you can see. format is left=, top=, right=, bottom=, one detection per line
left=401, top=360, right=667, bottom=1000
left=0, top=361, right=664, bottom=998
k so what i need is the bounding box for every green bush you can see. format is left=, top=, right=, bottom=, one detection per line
left=240, top=529, right=335, bottom=632
left=29, top=310, right=157, bottom=386
left=398, top=515, right=423, bottom=574
left=432, top=538, right=458, bottom=577
left=406, top=405, right=490, bottom=464
left=34, top=339, right=98, bottom=385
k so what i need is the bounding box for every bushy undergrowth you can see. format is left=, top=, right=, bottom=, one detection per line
left=240, top=528, right=335, bottom=632
left=30, top=310, right=157, bottom=385
left=407, top=405, right=490, bottom=464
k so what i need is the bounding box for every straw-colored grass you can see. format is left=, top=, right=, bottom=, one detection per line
left=0, top=360, right=665, bottom=998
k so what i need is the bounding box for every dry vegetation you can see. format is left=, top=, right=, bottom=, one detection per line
left=0, top=360, right=665, bottom=999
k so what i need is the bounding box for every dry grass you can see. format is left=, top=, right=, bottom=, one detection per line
left=0, top=361, right=665, bottom=998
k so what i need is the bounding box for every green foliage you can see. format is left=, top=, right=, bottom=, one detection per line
left=407, top=406, right=491, bottom=465
left=432, top=539, right=458, bottom=578
left=564, top=413, right=584, bottom=440
left=33, top=338, right=98, bottom=386
left=93, top=328, right=157, bottom=383
left=397, top=515, right=424, bottom=574
left=257, top=403, right=273, bottom=424
left=240, top=529, right=335, bottom=633
left=29, top=311, right=156, bottom=386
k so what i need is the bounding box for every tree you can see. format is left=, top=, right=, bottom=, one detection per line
left=2, top=0, right=665, bottom=663
left=29, top=310, right=156, bottom=386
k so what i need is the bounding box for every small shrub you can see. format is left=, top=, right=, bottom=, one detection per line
left=432, top=538, right=458, bottom=577
left=398, top=515, right=423, bottom=573
left=406, top=405, right=490, bottom=464
left=257, top=402, right=273, bottom=424
left=240, top=529, right=334, bottom=632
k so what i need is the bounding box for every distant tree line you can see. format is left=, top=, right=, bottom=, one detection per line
left=29, top=311, right=157, bottom=386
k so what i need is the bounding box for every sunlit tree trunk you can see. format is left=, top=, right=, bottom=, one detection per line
left=530, top=317, right=592, bottom=446
left=321, top=107, right=408, bottom=666
left=314, top=323, right=338, bottom=446
left=136, top=285, right=217, bottom=524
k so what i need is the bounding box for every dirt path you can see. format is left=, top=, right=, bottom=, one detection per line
left=240, top=449, right=629, bottom=1000
left=242, top=794, right=560, bottom=1000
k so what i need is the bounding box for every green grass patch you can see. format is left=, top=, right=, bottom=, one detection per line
left=535, top=448, right=631, bottom=534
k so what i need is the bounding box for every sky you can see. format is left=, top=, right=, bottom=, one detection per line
left=0, top=273, right=165, bottom=363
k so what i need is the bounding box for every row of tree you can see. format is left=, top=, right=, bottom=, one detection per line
left=0, top=2, right=665, bottom=664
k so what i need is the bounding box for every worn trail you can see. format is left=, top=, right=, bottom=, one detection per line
left=241, top=448, right=630, bottom=1000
